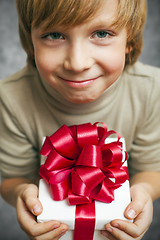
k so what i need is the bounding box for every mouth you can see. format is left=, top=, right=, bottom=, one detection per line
left=59, top=77, right=100, bottom=88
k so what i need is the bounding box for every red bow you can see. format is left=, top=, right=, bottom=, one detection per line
left=39, top=122, right=128, bottom=240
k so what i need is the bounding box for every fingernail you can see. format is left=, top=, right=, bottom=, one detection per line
left=59, top=230, right=67, bottom=237
left=106, top=227, right=112, bottom=233
left=127, top=209, right=136, bottom=219
left=33, top=204, right=42, bottom=214
left=101, top=230, right=109, bottom=238
left=52, top=224, right=60, bottom=229
left=112, top=222, right=119, bottom=228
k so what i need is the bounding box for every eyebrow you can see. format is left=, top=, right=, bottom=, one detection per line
left=86, top=17, right=118, bottom=31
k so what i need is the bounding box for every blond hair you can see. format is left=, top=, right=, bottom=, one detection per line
left=16, top=0, right=147, bottom=67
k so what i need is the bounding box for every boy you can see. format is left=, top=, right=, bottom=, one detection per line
left=0, top=0, right=160, bottom=239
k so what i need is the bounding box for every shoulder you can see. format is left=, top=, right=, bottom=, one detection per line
left=123, top=61, right=160, bottom=97
left=125, top=61, right=160, bottom=84
left=0, top=64, right=37, bottom=93
left=0, top=65, right=39, bottom=109
left=120, top=62, right=160, bottom=126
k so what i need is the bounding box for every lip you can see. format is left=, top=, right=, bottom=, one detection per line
left=59, top=77, right=100, bottom=88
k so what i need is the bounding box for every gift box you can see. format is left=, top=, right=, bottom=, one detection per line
left=38, top=123, right=131, bottom=240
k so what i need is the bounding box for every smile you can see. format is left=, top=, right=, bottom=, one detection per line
left=59, top=77, right=100, bottom=88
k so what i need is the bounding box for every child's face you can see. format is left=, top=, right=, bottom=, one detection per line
left=31, top=0, right=128, bottom=103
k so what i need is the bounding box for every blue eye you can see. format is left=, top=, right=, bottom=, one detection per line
left=94, top=31, right=111, bottom=39
left=42, top=32, right=64, bottom=40
left=50, top=32, right=63, bottom=39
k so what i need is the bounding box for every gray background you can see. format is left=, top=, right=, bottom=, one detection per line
left=0, top=0, right=160, bottom=239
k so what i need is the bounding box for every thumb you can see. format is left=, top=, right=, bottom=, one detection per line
left=124, top=185, right=148, bottom=220
left=21, top=183, right=43, bottom=216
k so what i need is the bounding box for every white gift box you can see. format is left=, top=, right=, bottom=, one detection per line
left=38, top=138, right=131, bottom=240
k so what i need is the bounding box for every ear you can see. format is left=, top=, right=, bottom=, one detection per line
left=125, top=43, right=133, bottom=64
left=125, top=46, right=129, bottom=54
left=125, top=42, right=133, bottom=54
left=125, top=43, right=130, bottom=54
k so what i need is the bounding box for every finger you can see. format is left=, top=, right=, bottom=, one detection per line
left=110, top=200, right=152, bottom=239
left=124, top=187, right=148, bottom=220
left=101, top=229, right=117, bottom=240
left=104, top=223, right=146, bottom=240
left=17, top=194, right=36, bottom=232
left=33, top=224, right=68, bottom=240
left=17, top=195, right=65, bottom=238
left=110, top=219, right=145, bottom=239
left=130, top=199, right=152, bottom=236
left=20, top=184, right=43, bottom=216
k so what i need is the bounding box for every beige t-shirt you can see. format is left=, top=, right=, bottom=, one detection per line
left=0, top=61, right=160, bottom=179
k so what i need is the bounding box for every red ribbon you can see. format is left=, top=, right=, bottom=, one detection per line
left=39, top=122, right=128, bottom=240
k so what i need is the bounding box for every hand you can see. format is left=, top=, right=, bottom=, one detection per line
left=16, top=183, right=68, bottom=240
left=101, top=184, right=153, bottom=240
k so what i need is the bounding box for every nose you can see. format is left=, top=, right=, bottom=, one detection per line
left=64, top=42, right=94, bottom=72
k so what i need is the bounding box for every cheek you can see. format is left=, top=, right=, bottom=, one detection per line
left=100, top=46, right=126, bottom=74
left=35, top=50, right=58, bottom=78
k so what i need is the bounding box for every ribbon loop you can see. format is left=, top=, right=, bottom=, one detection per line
left=44, top=148, right=75, bottom=171
left=50, top=125, right=80, bottom=159
left=76, top=145, right=102, bottom=168
left=76, top=123, right=99, bottom=148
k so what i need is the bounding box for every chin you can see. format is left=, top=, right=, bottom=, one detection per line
left=66, top=94, right=99, bottom=104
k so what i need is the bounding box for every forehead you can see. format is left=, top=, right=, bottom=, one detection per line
left=32, top=0, right=120, bottom=30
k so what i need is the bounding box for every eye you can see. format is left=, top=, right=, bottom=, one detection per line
left=92, top=30, right=112, bottom=39
left=42, top=32, right=64, bottom=40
